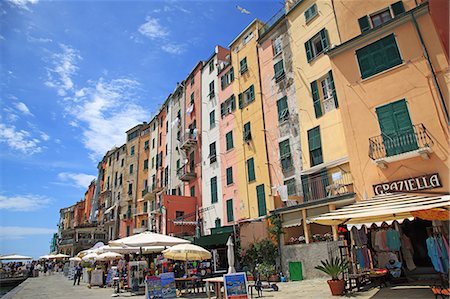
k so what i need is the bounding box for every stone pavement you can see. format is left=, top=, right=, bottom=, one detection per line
left=2, top=273, right=435, bottom=299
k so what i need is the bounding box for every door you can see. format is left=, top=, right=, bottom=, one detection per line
left=289, top=262, right=303, bottom=281
left=376, top=99, right=417, bottom=157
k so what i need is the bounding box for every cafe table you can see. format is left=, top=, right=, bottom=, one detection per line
left=203, top=276, right=224, bottom=299
left=175, top=277, right=196, bottom=295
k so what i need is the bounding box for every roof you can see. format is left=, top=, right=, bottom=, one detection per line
left=228, top=18, right=263, bottom=48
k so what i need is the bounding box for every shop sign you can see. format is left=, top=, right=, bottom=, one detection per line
left=146, top=276, right=162, bottom=299
left=224, top=272, right=248, bottom=299
left=373, top=173, right=442, bottom=195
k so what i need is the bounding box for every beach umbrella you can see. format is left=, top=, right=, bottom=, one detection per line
left=69, top=256, right=82, bottom=262
left=39, top=255, right=51, bottom=260
left=97, top=252, right=123, bottom=261
left=0, top=254, right=33, bottom=261
left=95, top=245, right=164, bottom=254
left=52, top=253, right=70, bottom=259
left=82, top=252, right=98, bottom=261
left=226, top=236, right=236, bottom=274
left=162, top=244, right=211, bottom=261
left=109, top=231, right=190, bottom=247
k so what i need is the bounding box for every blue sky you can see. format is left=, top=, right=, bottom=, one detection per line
left=0, top=0, right=282, bottom=258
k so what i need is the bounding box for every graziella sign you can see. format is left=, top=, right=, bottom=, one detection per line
left=373, top=173, right=442, bottom=195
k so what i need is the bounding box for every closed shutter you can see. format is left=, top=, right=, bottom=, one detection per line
left=308, top=126, right=322, bottom=165
left=301, top=175, right=311, bottom=202
left=226, top=199, right=234, bottom=222
left=230, top=95, right=236, bottom=111
left=249, top=85, right=255, bottom=101
left=391, top=1, right=405, bottom=16
left=274, top=60, right=284, bottom=79
left=226, top=167, right=233, bottom=185
left=221, top=103, right=225, bottom=118
left=328, top=70, right=338, bottom=108
left=311, top=80, right=322, bottom=118
left=211, top=177, right=218, bottom=203
left=279, top=139, right=292, bottom=170
left=256, top=184, right=267, bottom=217
left=247, top=158, right=255, bottom=181
left=226, top=131, right=233, bottom=150
left=230, top=67, right=234, bottom=81
left=277, top=96, right=288, bottom=120
left=238, top=93, right=243, bottom=109
left=383, top=34, right=402, bottom=69
left=221, top=76, right=225, bottom=90
left=305, top=40, right=313, bottom=62
left=358, top=16, right=371, bottom=33
left=320, top=29, right=329, bottom=50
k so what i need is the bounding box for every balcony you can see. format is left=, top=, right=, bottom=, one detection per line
left=179, top=132, right=198, bottom=151
left=177, top=164, right=197, bottom=182
left=302, top=171, right=353, bottom=203
left=369, top=124, right=433, bottom=169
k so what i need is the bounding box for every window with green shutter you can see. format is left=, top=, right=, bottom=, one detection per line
left=226, top=199, right=234, bottom=222
left=209, top=110, right=215, bottom=129
left=274, top=60, right=285, bottom=81
left=243, top=122, right=252, bottom=142
left=190, top=186, right=195, bottom=197
left=279, top=139, right=293, bottom=171
left=209, top=81, right=215, bottom=98
left=211, top=176, right=218, bottom=203
left=277, top=96, right=289, bottom=122
left=240, top=57, right=248, bottom=74
left=215, top=218, right=221, bottom=228
left=209, top=142, right=217, bottom=164
left=247, top=157, right=255, bottom=182
left=328, top=70, right=338, bottom=108
left=284, top=178, right=297, bottom=196
left=143, top=159, right=148, bottom=170
left=176, top=159, right=180, bottom=173
left=190, top=92, right=194, bottom=104
left=256, top=184, right=267, bottom=217
left=356, top=33, right=402, bottom=79
left=308, top=126, right=323, bottom=166
left=130, top=164, right=134, bottom=174
left=305, top=28, right=329, bottom=62
left=304, top=3, right=318, bottom=23
left=311, top=80, right=322, bottom=118
left=226, top=131, right=234, bottom=150
left=238, top=85, right=255, bottom=109
left=391, top=1, right=405, bottom=16
left=358, top=16, right=370, bottom=33
left=226, top=167, right=233, bottom=185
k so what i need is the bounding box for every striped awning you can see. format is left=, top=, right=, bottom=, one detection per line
left=308, top=193, right=450, bottom=226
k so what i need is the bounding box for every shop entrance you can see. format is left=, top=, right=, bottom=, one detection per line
left=401, top=218, right=433, bottom=268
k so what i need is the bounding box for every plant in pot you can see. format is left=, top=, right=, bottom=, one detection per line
left=258, top=262, right=276, bottom=282
left=314, top=257, right=348, bottom=296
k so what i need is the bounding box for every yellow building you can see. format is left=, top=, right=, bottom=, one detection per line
left=229, top=19, right=273, bottom=219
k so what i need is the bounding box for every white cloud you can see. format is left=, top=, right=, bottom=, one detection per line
left=0, top=226, right=55, bottom=240
left=45, top=44, right=81, bottom=96
left=138, top=17, right=169, bottom=39
left=6, top=0, right=38, bottom=11
left=27, top=34, right=52, bottom=43
left=0, top=123, right=42, bottom=154
left=161, top=43, right=185, bottom=55
left=40, top=132, right=50, bottom=141
left=15, top=102, right=33, bottom=116
left=0, top=194, right=51, bottom=212
left=57, top=172, right=96, bottom=188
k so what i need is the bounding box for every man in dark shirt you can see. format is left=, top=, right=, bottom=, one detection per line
left=73, top=264, right=83, bottom=286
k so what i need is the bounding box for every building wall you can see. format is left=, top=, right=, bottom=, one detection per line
left=113, top=144, right=128, bottom=238
left=163, top=195, right=197, bottom=237
left=135, top=123, right=150, bottom=233
left=147, top=117, right=159, bottom=231
left=156, top=107, right=168, bottom=234
left=429, top=0, right=449, bottom=60
left=329, top=7, right=450, bottom=199
left=84, top=180, right=95, bottom=223
left=230, top=20, right=273, bottom=219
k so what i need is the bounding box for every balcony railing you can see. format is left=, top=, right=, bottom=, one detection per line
left=369, top=124, right=434, bottom=161
left=302, top=171, right=353, bottom=203
left=179, top=131, right=198, bottom=151
left=259, top=7, right=286, bottom=38
left=177, top=164, right=196, bottom=182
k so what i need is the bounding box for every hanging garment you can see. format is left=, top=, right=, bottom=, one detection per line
left=356, top=248, right=365, bottom=269
left=427, top=236, right=444, bottom=273
left=401, top=235, right=416, bottom=271
left=375, top=230, right=389, bottom=251
left=358, top=227, right=368, bottom=245
left=352, top=227, right=362, bottom=246
left=442, top=235, right=450, bottom=257
left=437, top=236, right=449, bottom=273
left=386, top=229, right=401, bottom=251
left=377, top=252, right=397, bottom=269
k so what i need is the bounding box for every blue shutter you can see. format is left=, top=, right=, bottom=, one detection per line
left=328, top=70, right=338, bottom=108
left=311, top=81, right=322, bottom=118
left=358, top=16, right=371, bottom=33
left=305, top=40, right=313, bottom=62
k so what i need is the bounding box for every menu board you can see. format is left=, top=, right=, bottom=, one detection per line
left=146, top=276, right=163, bottom=299
left=90, top=269, right=104, bottom=286
left=159, top=272, right=176, bottom=298
left=128, top=261, right=148, bottom=293
left=224, top=272, right=248, bottom=299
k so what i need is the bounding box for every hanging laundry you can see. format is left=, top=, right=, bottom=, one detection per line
left=187, top=104, right=194, bottom=115
left=278, top=185, right=288, bottom=201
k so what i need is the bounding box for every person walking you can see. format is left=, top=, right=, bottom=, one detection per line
left=73, top=263, right=83, bottom=286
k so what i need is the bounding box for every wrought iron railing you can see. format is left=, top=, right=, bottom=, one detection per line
left=368, top=124, right=433, bottom=160
left=302, top=171, right=353, bottom=202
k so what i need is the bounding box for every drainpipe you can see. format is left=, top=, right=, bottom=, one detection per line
left=411, top=11, right=449, bottom=123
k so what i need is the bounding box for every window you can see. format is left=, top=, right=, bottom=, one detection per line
left=130, top=146, right=135, bottom=156
left=209, top=110, right=216, bottom=129
left=108, top=157, right=111, bottom=166
left=129, top=164, right=134, bottom=174
left=240, top=57, right=248, bottom=74
left=165, top=144, right=168, bottom=156
left=277, top=96, right=289, bottom=122
left=152, top=157, right=154, bottom=169
left=144, top=140, right=149, bottom=150
left=127, top=130, right=139, bottom=141
left=121, top=158, right=124, bottom=167
left=190, top=186, right=195, bottom=197
left=209, top=60, right=214, bottom=73
left=190, top=92, right=194, bottom=104
left=238, top=85, right=255, bottom=108
left=274, top=60, right=285, bottom=81
left=176, top=159, right=180, bottom=173
left=215, top=218, right=221, bottom=228
left=141, top=219, right=146, bottom=227
left=226, top=131, right=234, bottom=150
left=243, top=31, right=253, bottom=45
left=143, top=159, right=148, bottom=170
left=279, top=139, right=293, bottom=171
left=126, top=225, right=130, bottom=237
left=311, top=71, right=338, bottom=117
left=144, top=202, right=148, bottom=213
left=370, top=9, right=392, bottom=28
left=356, top=34, right=402, bottom=79
left=128, top=183, right=133, bottom=195
left=159, top=133, right=162, bottom=146
left=209, top=81, right=215, bottom=99
left=152, top=138, right=155, bottom=149
left=144, top=179, right=148, bottom=189
left=220, top=95, right=236, bottom=117
left=116, top=152, right=119, bottom=161
left=226, top=199, right=234, bottom=222
left=211, top=176, right=218, bottom=203
left=220, top=67, right=234, bottom=90
left=226, top=167, right=233, bottom=185
left=285, top=178, right=297, bottom=196
left=190, top=76, right=194, bottom=86
left=176, top=211, right=184, bottom=219
left=273, top=36, right=282, bottom=56
left=304, top=3, right=318, bottom=23
left=247, top=157, right=255, bottom=182
left=209, top=142, right=217, bottom=164
left=305, top=28, right=329, bottom=62
left=308, top=126, right=323, bottom=166
left=166, top=121, right=168, bottom=133
left=243, top=122, right=252, bottom=142
left=256, top=184, right=266, bottom=217
left=177, top=130, right=181, bottom=141
left=189, top=151, right=195, bottom=172
left=119, top=174, right=123, bottom=185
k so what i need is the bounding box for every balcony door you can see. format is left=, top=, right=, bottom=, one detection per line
left=376, top=99, right=417, bottom=157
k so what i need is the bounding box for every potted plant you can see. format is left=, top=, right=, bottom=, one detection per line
left=314, top=257, right=348, bottom=296
left=258, top=262, right=276, bottom=282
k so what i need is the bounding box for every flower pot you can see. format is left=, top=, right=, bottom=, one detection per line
left=327, top=279, right=345, bottom=296
left=247, top=275, right=254, bottom=281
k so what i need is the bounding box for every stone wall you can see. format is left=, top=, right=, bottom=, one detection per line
left=281, top=241, right=339, bottom=280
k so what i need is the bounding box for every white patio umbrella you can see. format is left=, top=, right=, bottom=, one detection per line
left=52, top=253, right=70, bottom=259
left=69, top=256, right=82, bottom=262
left=109, top=231, right=190, bottom=247
left=226, top=236, right=236, bottom=274
left=97, top=252, right=123, bottom=261
left=82, top=252, right=98, bottom=261
left=39, top=255, right=51, bottom=260
left=162, top=244, right=211, bottom=261
left=0, top=254, right=33, bottom=261
left=96, top=245, right=164, bottom=255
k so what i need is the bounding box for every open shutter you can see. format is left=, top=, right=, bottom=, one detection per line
left=221, top=76, right=225, bottom=90
left=238, top=93, right=243, bottom=109
left=249, top=85, right=255, bottom=102
left=391, top=1, right=405, bottom=16
left=311, top=81, right=322, bottom=118
left=301, top=175, right=311, bottom=202
left=221, top=103, right=225, bottom=118
left=320, top=29, right=329, bottom=50
left=247, top=158, right=255, bottom=181
left=358, top=16, right=371, bottom=33
left=328, top=70, right=338, bottom=108
left=227, top=199, right=234, bottom=222
left=383, top=34, right=402, bottom=68
left=230, top=67, right=234, bottom=81
left=230, top=95, right=236, bottom=111
left=305, top=40, right=313, bottom=62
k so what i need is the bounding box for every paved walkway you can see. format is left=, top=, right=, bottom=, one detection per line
left=2, top=273, right=435, bottom=298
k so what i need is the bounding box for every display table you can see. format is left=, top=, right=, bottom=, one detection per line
left=175, top=277, right=196, bottom=295
left=203, top=277, right=224, bottom=299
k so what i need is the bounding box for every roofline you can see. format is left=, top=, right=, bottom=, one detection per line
left=186, top=61, right=203, bottom=80
left=228, top=18, right=262, bottom=48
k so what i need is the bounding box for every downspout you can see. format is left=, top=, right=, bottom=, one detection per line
left=331, top=0, right=342, bottom=43
left=411, top=10, right=449, bottom=123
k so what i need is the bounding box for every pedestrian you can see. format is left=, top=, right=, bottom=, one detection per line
left=73, top=263, right=82, bottom=286
left=43, top=263, right=48, bottom=276
left=48, top=262, right=53, bottom=275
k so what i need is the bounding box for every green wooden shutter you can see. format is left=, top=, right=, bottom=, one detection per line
left=301, top=175, right=311, bottom=202
left=279, top=139, right=292, bottom=170
left=227, top=199, right=234, bottom=222
left=230, top=67, right=234, bottom=81
left=311, top=81, right=322, bottom=117
left=238, top=93, right=243, bottom=109
left=308, top=127, right=321, bottom=151
left=320, top=168, right=330, bottom=198
left=277, top=96, right=288, bottom=121
left=221, top=76, right=225, bottom=90
left=226, top=131, right=233, bottom=150
left=358, top=16, right=371, bottom=33
left=274, top=60, right=284, bottom=79
left=247, top=158, right=255, bottom=181
left=230, top=95, right=236, bottom=111
left=305, top=40, right=313, bottom=62
left=391, top=1, right=405, bottom=16
left=249, top=85, right=255, bottom=102
left=256, top=184, right=267, bottom=217
left=226, top=167, right=233, bottom=185
left=221, top=103, right=225, bottom=118
left=328, top=70, right=338, bottom=108
left=211, top=176, right=218, bottom=203
left=320, top=29, right=329, bottom=50
left=383, top=34, right=402, bottom=69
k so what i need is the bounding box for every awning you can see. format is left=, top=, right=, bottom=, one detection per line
left=105, top=205, right=116, bottom=214
left=308, top=193, right=450, bottom=226
left=194, top=232, right=231, bottom=248
left=282, top=211, right=302, bottom=228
